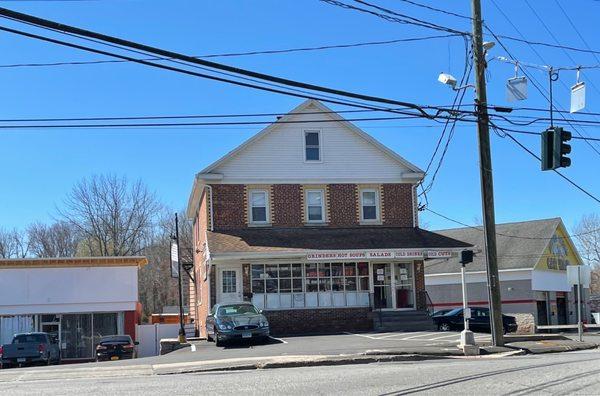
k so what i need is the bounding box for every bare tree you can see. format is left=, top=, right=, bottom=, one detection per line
left=573, top=214, right=600, bottom=268
left=59, top=174, right=162, bottom=257
left=573, top=214, right=600, bottom=296
left=138, top=210, right=193, bottom=319
left=0, top=228, right=29, bottom=258
left=27, top=221, right=80, bottom=258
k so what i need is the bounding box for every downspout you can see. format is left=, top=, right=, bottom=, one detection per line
left=204, top=184, right=214, bottom=231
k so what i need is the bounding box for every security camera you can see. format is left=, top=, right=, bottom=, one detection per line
left=438, top=72, right=457, bottom=88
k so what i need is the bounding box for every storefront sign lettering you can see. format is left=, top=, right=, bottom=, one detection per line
left=394, top=250, right=424, bottom=259
left=367, top=251, right=394, bottom=259
left=306, top=251, right=366, bottom=260
left=426, top=250, right=453, bottom=258
left=306, top=249, right=454, bottom=261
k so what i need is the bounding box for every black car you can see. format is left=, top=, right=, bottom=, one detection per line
left=433, top=307, right=518, bottom=334
left=95, top=335, right=138, bottom=362
left=432, top=309, right=452, bottom=317
left=206, top=302, right=270, bottom=346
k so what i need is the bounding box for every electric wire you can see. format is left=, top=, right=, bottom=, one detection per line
left=486, top=0, right=600, bottom=158
left=318, top=0, right=469, bottom=35
left=0, top=7, right=440, bottom=119
left=0, top=34, right=462, bottom=69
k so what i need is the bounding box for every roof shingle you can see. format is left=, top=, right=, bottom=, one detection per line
left=207, top=227, right=472, bottom=255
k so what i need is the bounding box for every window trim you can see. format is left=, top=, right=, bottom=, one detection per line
left=248, top=189, right=270, bottom=225
left=303, top=129, right=323, bottom=163
left=305, top=189, right=326, bottom=223
left=359, top=188, right=380, bottom=223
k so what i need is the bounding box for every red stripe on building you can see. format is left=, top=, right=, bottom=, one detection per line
left=433, top=299, right=536, bottom=307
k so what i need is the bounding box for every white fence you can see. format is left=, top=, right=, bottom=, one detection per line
left=135, top=323, right=195, bottom=358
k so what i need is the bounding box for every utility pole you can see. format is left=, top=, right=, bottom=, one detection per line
left=175, top=213, right=187, bottom=344
left=470, top=0, right=504, bottom=346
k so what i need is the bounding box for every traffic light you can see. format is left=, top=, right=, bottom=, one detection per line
left=460, top=250, right=474, bottom=265
left=541, top=127, right=572, bottom=171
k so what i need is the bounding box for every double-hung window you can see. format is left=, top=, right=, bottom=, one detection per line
left=306, top=189, right=325, bottom=223
left=360, top=189, right=379, bottom=222
left=249, top=190, right=269, bottom=224
left=304, top=130, right=321, bottom=162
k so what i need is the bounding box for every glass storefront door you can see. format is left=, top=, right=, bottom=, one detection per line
left=61, top=314, right=92, bottom=359
left=394, top=263, right=415, bottom=309
left=373, top=263, right=393, bottom=309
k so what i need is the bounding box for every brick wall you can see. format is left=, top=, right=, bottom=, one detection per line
left=414, top=260, right=426, bottom=310
left=382, top=184, right=414, bottom=227
left=272, top=184, right=303, bottom=227
left=263, top=308, right=372, bottom=335
left=209, top=183, right=416, bottom=230
left=329, top=184, right=359, bottom=227
left=211, top=184, right=246, bottom=230
left=242, top=263, right=252, bottom=301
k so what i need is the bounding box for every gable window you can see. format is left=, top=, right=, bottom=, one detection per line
left=304, top=130, right=321, bottom=161
left=360, top=189, right=379, bottom=221
left=249, top=190, right=269, bottom=224
left=306, top=190, right=325, bottom=223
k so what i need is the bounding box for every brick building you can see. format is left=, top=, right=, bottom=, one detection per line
left=186, top=99, right=470, bottom=336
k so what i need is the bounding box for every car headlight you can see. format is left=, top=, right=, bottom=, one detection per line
left=259, top=321, right=269, bottom=328
left=218, top=324, right=233, bottom=330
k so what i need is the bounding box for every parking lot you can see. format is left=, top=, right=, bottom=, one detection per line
left=137, top=330, right=493, bottom=366
left=346, top=331, right=492, bottom=346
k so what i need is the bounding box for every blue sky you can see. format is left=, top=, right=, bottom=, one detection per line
left=0, top=0, right=599, bottom=232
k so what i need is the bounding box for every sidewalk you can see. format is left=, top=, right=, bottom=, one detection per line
left=0, top=336, right=596, bottom=383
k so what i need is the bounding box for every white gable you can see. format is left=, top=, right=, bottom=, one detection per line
left=201, top=100, right=423, bottom=184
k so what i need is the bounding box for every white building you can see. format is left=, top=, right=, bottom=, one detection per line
left=0, top=257, right=147, bottom=361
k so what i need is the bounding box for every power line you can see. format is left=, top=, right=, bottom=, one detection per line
left=0, top=7, right=440, bottom=120
left=486, top=1, right=600, bottom=158
left=395, top=0, right=472, bottom=20
left=495, top=126, right=600, bottom=205
left=495, top=34, right=600, bottom=57
left=318, top=0, right=468, bottom=35
left=425, top=207, right=600, bottom=240
left=0, top=23, right=442, bottom=122
left=0, top=113, right=476, bottom=130
left=0, top=34, right=462, bottom=69
left=420, top=37, right=473, bottom=197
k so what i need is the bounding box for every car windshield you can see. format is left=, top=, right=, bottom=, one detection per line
left=445, top=308, right=463, bottom=316
left=100, top=335, right=131, bottom=343
left=13, top=334, right=47, bottom=344
left=218, top=304, right=259, bottom=316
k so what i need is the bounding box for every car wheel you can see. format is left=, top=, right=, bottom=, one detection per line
left=206, top=327, right=213, bottom=342
left=438, top=322, right=452, bottom=332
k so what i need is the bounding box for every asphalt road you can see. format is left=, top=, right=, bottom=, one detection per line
left=2, top=348, right=600, bottom=395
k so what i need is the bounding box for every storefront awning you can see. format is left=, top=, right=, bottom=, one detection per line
left=207, top=227, right=472, bottom=260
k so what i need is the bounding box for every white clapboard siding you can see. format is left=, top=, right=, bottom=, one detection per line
left=208, top=101, right=419, bottom=184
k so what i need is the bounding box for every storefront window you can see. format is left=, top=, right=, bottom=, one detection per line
left=92, top=313, right=119, bottom=348
left=251, top=262, right=371, bottom=309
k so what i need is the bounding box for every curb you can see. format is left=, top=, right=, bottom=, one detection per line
left=154, top=353, right=452, bottom=375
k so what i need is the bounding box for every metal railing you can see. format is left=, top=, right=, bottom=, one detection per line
left=419, top=290, right=435, bottom=316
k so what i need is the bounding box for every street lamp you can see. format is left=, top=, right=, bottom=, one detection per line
left=438, top=41, right=494, bottom=92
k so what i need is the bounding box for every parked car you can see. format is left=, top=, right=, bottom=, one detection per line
left=95, top=335, right=138, bottom=362
left=432, top=309, right=453, bottom=317
left=433, top=307, right=518, bottom=334
left=0, top=332, right=60, bottom=368
left=206, top=302, right=270, bottom=346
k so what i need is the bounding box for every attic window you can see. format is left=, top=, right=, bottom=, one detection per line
left=304, top=130, right=321, bottom=162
